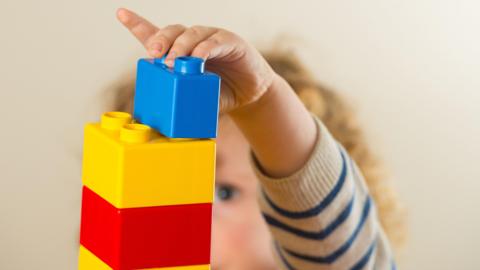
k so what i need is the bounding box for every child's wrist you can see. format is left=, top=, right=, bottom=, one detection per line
left=229, top=73, right=285, bottom=120
left=229, top=72, right=318, bottom=177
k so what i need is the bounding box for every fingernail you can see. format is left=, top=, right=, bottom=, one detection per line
left=167, top=51, right=176, bottom=59
left=165, top=59, right=174, bottom=67
left=165, top=51, right=176, bottom=66
left=149, top=49, right=161, bottom=57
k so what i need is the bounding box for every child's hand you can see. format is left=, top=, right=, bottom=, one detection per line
left=117, top=8, right=317, bottom=178
left=117, top=8, right=276, bottom=113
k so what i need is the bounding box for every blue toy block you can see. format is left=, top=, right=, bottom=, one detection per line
left=133, top=56, right=221, bottom=138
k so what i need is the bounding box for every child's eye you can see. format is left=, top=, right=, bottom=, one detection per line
left=215, top=184, right=238, bottom=202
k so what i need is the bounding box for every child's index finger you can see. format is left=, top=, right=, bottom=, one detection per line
left=116, top=8, right=159, bottom=45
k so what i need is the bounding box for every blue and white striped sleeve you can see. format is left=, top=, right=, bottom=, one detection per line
left=252, top=116, right=395, bottom=270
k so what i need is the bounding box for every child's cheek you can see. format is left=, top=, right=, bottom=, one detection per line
left=211, top=200, right=250, bottom=266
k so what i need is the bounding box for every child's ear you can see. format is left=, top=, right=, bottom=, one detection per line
left=297, top=87, right=327, bottom=118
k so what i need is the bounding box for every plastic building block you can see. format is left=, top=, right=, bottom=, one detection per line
left=82, top=112, right=215, bottom=208
left=79, top=245, right=111, bottom=270
left=79, top=246, right=211, bottom=270
left=134, top=56, right=221, bottom=138
left=80, top=186, right=212, bottom=269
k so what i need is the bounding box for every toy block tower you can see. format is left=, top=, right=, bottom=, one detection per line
left=79, top=56, right=220, bottom=269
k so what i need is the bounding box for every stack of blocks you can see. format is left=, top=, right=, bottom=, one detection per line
left=78, top=56, right=221, bottom=269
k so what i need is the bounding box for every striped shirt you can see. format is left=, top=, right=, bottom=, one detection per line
left=252, top=117, right=395, bottom=269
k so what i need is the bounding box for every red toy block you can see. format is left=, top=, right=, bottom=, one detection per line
left=80, top=186, right=212, bottom=270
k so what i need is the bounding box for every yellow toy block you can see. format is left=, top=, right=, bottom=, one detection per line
left=78, top=245, right=210, bottom=270
left=79, top=245, right=110, bottom=270
left=82, top=112, right=215, bottom=208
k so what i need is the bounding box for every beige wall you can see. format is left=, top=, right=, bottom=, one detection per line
left=1, top=0, right=479, bottom=269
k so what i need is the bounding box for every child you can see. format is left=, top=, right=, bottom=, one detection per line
left=111, top=8, right=406, bottom=270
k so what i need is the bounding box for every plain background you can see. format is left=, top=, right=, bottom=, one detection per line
left=1, top=0, right=479, bottom=269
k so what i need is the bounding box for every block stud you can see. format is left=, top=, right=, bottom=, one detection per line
left=174, top=56, right=205, bottom=74
left=101, top=112, right=132, bottom=131
left=120, top=124, right=152, bottom=143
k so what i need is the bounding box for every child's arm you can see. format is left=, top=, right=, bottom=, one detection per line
left=253, top=116, right=395, bottom=269
left=117, top=8, right=395, bottom=269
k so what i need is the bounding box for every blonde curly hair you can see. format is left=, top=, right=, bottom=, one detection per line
left=106, top=50, right=407, bottom=254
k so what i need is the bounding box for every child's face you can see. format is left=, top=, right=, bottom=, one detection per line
left=211, top=116, right=277, bottom=270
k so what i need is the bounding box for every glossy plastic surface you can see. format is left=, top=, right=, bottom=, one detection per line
left=134, top=57, right=220, bottom=138
left=80, top=186, right=212, bottom=269
left=82, top=112, right=215, bottom=208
